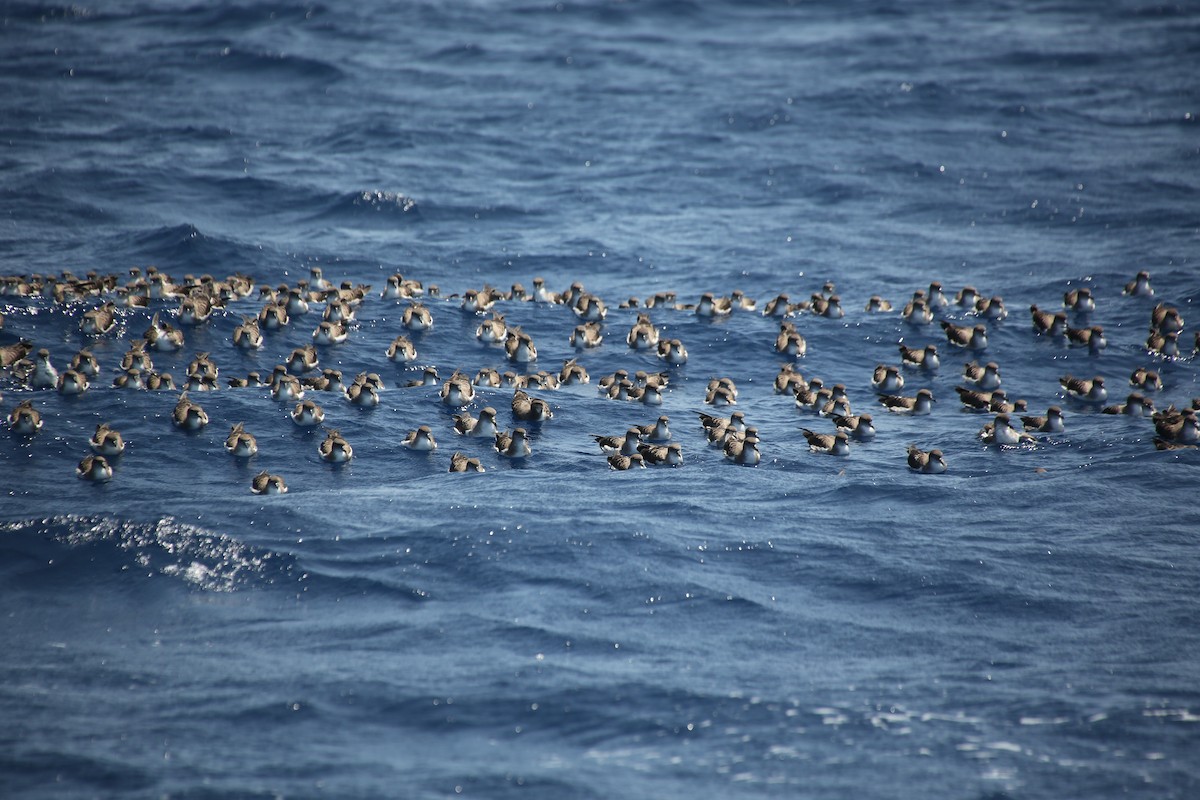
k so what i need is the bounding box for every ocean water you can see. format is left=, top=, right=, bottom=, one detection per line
left=2, top=1, right=1199, bottom=797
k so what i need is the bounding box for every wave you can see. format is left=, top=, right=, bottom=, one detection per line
left=211, top=47, right=345, bottom=83
left=119, top=223, right=259, bottom=271
left=309, top=189, right=421, bottom=224
left=0, top=515, right=293, bottom=592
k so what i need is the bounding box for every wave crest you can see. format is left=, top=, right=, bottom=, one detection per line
left=0, top=515, right=291, bottom=592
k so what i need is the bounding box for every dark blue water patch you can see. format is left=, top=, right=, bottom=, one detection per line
left=118, top=223, right=262, bottom=272
left=0, top=181, right=116, bottom=227
left=306, top=117, right=419, bottom=152
left=0, top=515, right=295, bottom=593
left=0, top=2, right=97, bottom=23
left=208, top=46, right=345, bottom=83
left=0, top=750, right=154, bottom=796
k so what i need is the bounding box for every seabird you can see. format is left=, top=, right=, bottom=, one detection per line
left=980, top=413, right=1034, bottom=446
left=1065, top=324, right=1106, bottom=352
left=775, top=321, right=807, bottom=357
left=387, top=334, right=417, bottom=363
left=698, top=410, right=746, bottom=445
left=505, top=328, right=538, bottom=363
left=901, top=296, right=934, bottom=325
left=402, top=425, right=438, bottom=452
left=832, top=412, right=876, bottom=441
left=723, top=427, right=761, bottom=465
left=258, top=302, right=290, bottom=330
left=637, top=442, right=683, bottom=467
left=1150, top=303, right=1184, bottom=334
left=232, top=317, right=263, bottom=350
left=224, top=423, right=259, bottom=457
left=313, top=320, right=349, bottom=346
left=955, top=286, right=981, bottom=308
left=29, top=348, right=59, bottom=389
left=291, top=400, right=326, bottom=427
left=344, top=380, right=379, bottom=407
left=8, top=400, right=43, bottom=434
left=273, top=374, right=306, bottom=402
left=76, top=454, right=113, bottom=482
left=878, top=388, right=935, bottom=415
left=402, top=302, right=434, bottom=331
left=1102, top=393, right=1155, bottom=417
left=871, top=364, right=904, bottom=394
left=439, top=372, right=476, bottom=407
left=1123, top=270, right=1154, bottom=297
left=607, top=453, right=646, bottom=470
left=476, top=313, right=508, bottom=344
left=907, top=445, right=947, bottom=474
left=898, top=343, right=940, bottom=370
left=448, top=452, right=486, bottom=473
left=1063, top=286, right=1096, bottom=313
left=864, top=295, right=894, bottom=313
left=89, top=423, right=126, bottom=456
left=512, top=389, right=552, bottom=421
left=592, top=428, right=643, bottom=456
left=559, top=358, right=590, bottom=386
left=695, top=292, right=732, bottom=317
left=626, top=313, right=660, bottom=350
left=569, top=321, right=604, bottom=349
left=80, top=301, right=117, bottom=335
left=56, top=369, right=89, bottom=396
left=802, top=429, right=851, bottom=456
left=286, top=345, right=319, bottom=374
left=454, top=407, right=499, bottom=438
left=961, top=361, right=1002, bottom=391
left=1129, top=367, right=1163, bottom=392
left=1030, top=305, right=1068, bottom=336
left=1059, top=374, right=1107, bottom=404
left=318, top=429, right=354, bottom=463
left=495, top=427, right=532, bottom=458
left=1021, top=406, right=1066, bottom=434
left=172, top=393, right=209, bottom=431
left=941, top=321, right=988, bottom=350
left=635, top=415, right=672, bottom=442
left=1146, top=329, right=1180, bottom=359
left=973, top=295, right=1008, bottom=321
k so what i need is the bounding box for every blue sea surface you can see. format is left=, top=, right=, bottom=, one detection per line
left=2, top=1, right=1199, bottom=797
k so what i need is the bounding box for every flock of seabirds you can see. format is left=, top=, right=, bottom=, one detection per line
left=0, top=265, right=1197, bottom=493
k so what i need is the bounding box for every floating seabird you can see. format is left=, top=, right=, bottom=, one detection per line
left=723, top=427, right=761, bottom=465
left=224, top=423, right=259, bottom=457
left=1021, top=406, right=1066, bottom=434
left=1102, top=393, right=1155, bottom=417
left=607, top=452, right=646, bottom=470
left=76, top=454, right=113, bottom=482
left=495, top=427, right=532, bottom=458
left=907, top=445, right=947, bottom=474
left=402, top=425, right=438, bottom=452
left=1123, top=270, right=1154, bottom=297
left=898, top=343, right=939, bottom=370
left=291, top=400, right=325, bottom=427
left=8, top=400, right=43, bottom=434
left=1059, top=374, right=1107, bottom=404
left=172, top=393, right=209, bottom=431
left=319, top=429, right=353, bottom=463
left=980, top=413, right=1034, bottom=446
left=448, top=452, right=486, bottom=473
left=879, top=388, right=935, bottom=415
left=941, top=321, right=988, bottom=350
left=636, top=442, right=683, bottom=467
left=871, top=364, right=904, bottom=394
left=89, top=423, right=126, bottom=456
left=802, top=429, right=850, bottom=456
